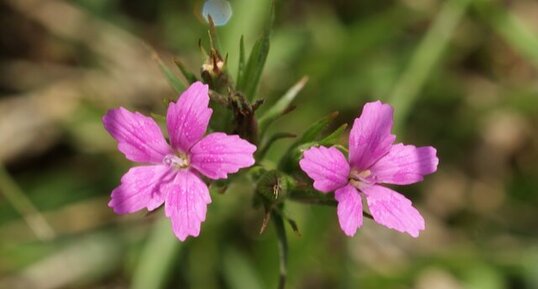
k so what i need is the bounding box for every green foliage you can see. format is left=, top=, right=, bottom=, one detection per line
left=258, top=77, right=308, bottom=133
left=153, top=52, right=186, bottom=93
left=3, top=0, right=538, bottom=288
left=131, top=218, right=182, bottom=289
left=236, top=2, right=274, bottom=100
left=279, top=112, right=341, bottom=171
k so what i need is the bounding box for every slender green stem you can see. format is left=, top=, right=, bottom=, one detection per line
left=0, top=164, right=55, bottom=241
left=388, top=0, right=471, bottom=131
left=272, top=211, right=288, bottom=289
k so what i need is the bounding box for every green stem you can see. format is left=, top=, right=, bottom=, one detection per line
left=0, top=164, right=55, bottom=241
left=272, top=211, right=288, bottom=289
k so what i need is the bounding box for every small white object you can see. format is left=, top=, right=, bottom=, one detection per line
left=202, top=0, right=233, bottom=26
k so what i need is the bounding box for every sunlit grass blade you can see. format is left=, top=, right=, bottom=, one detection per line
left=0, top=164, right=55, bottom=241
left=388, top=0, right=471, bottom=132
left=131, top=217, right=182, bottom=289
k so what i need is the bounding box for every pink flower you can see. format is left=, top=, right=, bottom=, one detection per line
left=103, top=82, right=256, bottom=241
left=299, top=101, right=438, bottom=237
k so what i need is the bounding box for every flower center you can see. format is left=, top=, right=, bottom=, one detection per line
left=349, top=169, right=373, bottom=190
left=163, top=153, right=190, bottom=169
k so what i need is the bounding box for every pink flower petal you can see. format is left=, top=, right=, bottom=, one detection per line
left=165, top=170, right=212, bottom=241
left=108, top=165, right=175, bottom=214
left=334, top=184, right=363, bottom=236
left=103, top=108, right=172, bottom=163
left=370, top=144, right=439, bottom=185
left=361, top=185, right=425, bottom=237
left=349, top=101, right=396, bottom=170
left=166, top=82, right=213, bottom=152
left=299, top=146, right=350, bottom=193
left=190, top=133, right=256, bottom=180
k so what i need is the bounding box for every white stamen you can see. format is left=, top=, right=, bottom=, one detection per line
left=163, top=153, right=189, bottom=169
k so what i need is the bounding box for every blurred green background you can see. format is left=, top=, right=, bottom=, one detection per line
left=1, top=0, right=538, bottom=288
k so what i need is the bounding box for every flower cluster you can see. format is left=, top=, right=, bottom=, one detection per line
left=103, top=82, right=256, bottom=240
left=103, top=82, right=438, bottom=240
left=300, top=101, right=438, bottom=237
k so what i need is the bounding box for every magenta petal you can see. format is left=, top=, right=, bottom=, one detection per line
left=108, top=165, right=175, bottom=214
left=103, top=108, right=172, bottom=163
left=165, top=170, right=212, bottom=241
left=349, top=101, right=396, bottom=170
left=166, top=82, right=213, bottom=152
left=370, top=144, right=439, bottom=185
left=190, top=133, right=256, bottom=180
left=361, top=185, right=425, bottom=237
left=334, top=184, right=363, bottom=236
left=299, top=146, right=350, bottom=193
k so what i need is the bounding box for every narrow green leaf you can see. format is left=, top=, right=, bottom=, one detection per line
left=285, top=124, right=347, bottom=165
left=236, top=35, right=246, bottom=88
left=237, top=2, right=274, bottom=101
left=258, top=76, right=309, bottom=131
left=152, top=53, right=185, bottom=93
left=173, top=58, right=198, bottom=84
left=278, top=112, right=339, bottom=170
left=296, top=112, right=339, bottom=145
left=198, top=38, right=209, bottom=58
left=284, top=216, right=301, bottom=237
left=239, top=35, right=270, bottom=100
left=319, top=123, right=347, bottom=146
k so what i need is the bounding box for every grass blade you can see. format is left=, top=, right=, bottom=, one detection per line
left=152, top=52, right=185, bottom=93
left=388, top=0, right=471, bottom=131
left=131, top=217, right=182, bottom=289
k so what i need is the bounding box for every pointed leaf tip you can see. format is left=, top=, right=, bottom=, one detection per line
left=258, top=76, right=309, bottom=131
